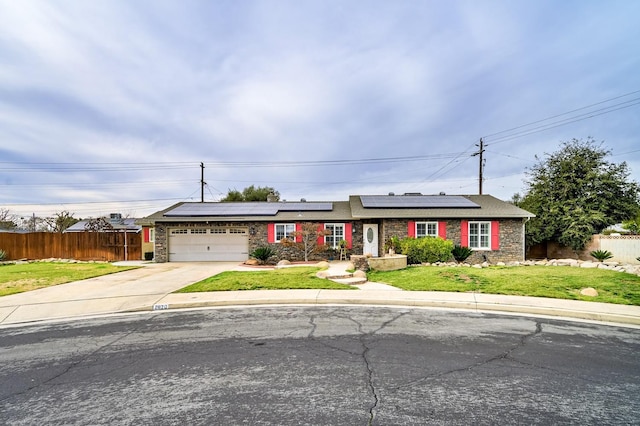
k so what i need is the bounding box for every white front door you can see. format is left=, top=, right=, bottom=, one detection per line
left=363, top=224, right=379, bottom=257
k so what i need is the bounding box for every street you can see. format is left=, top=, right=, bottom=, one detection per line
left=1, top=306, right=639, bottom=425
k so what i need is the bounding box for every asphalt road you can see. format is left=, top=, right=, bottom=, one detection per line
left=1, top=307, right=639, bottom=425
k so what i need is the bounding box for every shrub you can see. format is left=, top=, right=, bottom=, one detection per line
left=0, top=249, right=6, bottom=261
left=451, top=245, right=473, bottom=263
left=590, top=249, right=613, bottom=262
left=399, top=237, right=453, bottom=264
left=250, top=246, right=276, bottom=264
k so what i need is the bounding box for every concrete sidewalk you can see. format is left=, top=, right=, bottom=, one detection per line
left=1, top=261, right=639, bottom=327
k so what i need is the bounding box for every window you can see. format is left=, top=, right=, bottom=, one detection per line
left=469, top=221, right=491, bottom=249
left=171, top=229, right=188, bottom=235
left=416, top=221, right=438, bottom=237
left=275, top=223, right=295, bottom=242
left=148, top=228, right=155, bottom=242
left=325, top=223, right=345, bottom=248
left=191, top=229, right=207, bottom=234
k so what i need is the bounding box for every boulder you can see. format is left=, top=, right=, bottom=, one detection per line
left=580, top=287, right=599, bottom=297
left=244, top=259, right=259, bottom=266
left=353, top=270, right=367, bottom=279
left=277, top=259, right=291, bottom=266
left=315, top=261, right=330, bottom=269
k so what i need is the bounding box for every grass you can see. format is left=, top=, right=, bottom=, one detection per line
left=177, top=266, right=355, bottom=292
left=367, top=265, right=640, bottom=305
left=0, top=262, right=139, bottom=297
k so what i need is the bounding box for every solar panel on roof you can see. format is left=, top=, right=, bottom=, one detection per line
left=360, top=195, right=479, bottom=208
left=164, top=202, right=333, bottom=217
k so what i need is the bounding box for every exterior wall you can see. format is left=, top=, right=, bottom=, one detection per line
left=155, top=220, right=360, bottom=263
left=380, top=218, right=526, bottom=263
left=154, top=218, right=527, bottom=263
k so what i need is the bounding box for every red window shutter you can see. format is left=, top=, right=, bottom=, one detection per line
left=295, top=223, right=303, bottom=243
left=460, top=220, right=468, bottom=246
left=407, top=221, right=415, bottom=237
left=143, top=228, right=150, bottom=243
left=267, top=223, right=275, bottom=243
left=317, top=224, right=325, bottom=246
left=438, top=221, right=447, bottom=239
left=345, top=223, right=352, bottom=248
left=491, top=221, right=500, bottom=250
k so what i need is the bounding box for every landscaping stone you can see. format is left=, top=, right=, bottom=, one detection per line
left=315, top=261, right=330, bottom=268
left=580, top=287, right=599, bottom=297
left=353, top=270, right=367, bottom=279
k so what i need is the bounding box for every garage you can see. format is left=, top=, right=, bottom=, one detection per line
left=168, top=227, right=249, bottom=262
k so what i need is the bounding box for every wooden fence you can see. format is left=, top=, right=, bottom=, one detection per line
left=0, top=231, right=142, bottom=261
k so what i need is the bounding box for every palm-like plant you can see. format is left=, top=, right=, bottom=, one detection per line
left=590, top=249, right=613, bottom=262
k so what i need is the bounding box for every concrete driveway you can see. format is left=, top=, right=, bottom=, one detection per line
left=0, top=262, right=240, bottom=325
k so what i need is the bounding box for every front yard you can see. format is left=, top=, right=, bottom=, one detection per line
left=177, top=267, right=353, bottom=292
left=178, top=264, right=640, bottom=306
left=367, top=265, right=640, bottom=305
left=0, top=262, right=139, bottom=297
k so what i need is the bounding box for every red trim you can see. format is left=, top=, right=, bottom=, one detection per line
left=317, top=224, right=325, bottom=246
left=295, top=223, right=302, bottom=243
left=491, top=221, right=500, bottom=250
left=460, top=220, right=468, bottom=246
left=267, top=223, right=275, bottom=243
left=345, top=223, right=352, bottom=248
left=438, top=221, right=447, bottom=239
left=407, top=221, right=415, bottom=238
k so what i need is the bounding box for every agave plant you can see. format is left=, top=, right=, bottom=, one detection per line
left=451, top=245, right=473, bottom=263
left=590, top=249, right=613, bottom=262
left=250, top=246, right=276, bottom=264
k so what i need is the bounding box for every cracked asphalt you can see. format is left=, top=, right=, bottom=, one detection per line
left=1, top=306, right=639, bottom=425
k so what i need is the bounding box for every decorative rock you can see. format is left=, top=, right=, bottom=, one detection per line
left=316, top=270, right=329, bottom=279
left=579, top=262, right=598, bottom=268
left=472, top=264, right=482, bottom=269
left=353, top=270, right=367, bottom=279
left=277, top=259, right=291, bottom=266
left=244, top=259, right=259, bottom=266
left=316, top=261, right=330, bottom=268
left=346, top=261, right=355, bottom=270
left=580, top=287, right=599, bottom=297
left=496, top=262, right=506, bottom=266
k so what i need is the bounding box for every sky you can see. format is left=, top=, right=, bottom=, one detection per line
left=1, top=0, right=639, bottom=221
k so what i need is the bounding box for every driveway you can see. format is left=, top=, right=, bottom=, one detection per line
left=0, top=262, right=240, bottom=325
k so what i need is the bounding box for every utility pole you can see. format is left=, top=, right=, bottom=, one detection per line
left=472, top=138, right=485, bottom=195
left=200, top=162, right=205, bottom=202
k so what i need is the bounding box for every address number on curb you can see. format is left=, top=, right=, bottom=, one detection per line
left=153, top=304, right=169, bottom=311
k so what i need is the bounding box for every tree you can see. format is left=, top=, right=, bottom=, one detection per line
left=42, top=210, right=79, bottom=233
left=0, top=208, right=18, bottom=230
left=281, top=223, right=331, bottom=262
left=221, top=186, right=280, bottom=202
left=517, top=138, right=640, bottom=251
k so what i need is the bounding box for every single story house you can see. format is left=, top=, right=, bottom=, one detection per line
left=142, top=193, right=534, bottom=264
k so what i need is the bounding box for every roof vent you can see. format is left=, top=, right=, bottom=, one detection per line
left=388, top=192, right=395, bottom=196
left=300, top=198, right=306, bottom=202
left=403, top=192, right=422, bottom=196
left=439, top=192, right=446, bottom=196
left=109, top=213, right=123, bottom=224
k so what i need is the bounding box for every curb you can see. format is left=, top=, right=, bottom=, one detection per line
left=149, top=290, right=640, bottom=327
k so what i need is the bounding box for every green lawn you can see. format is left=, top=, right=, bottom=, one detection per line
left=0, top=262, right=139, bottom=297
left=177, top=267, right=355, bottom=292
left=367, top=265, right=640, bottom=305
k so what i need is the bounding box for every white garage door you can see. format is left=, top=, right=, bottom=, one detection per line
left=168, top=227, right=249, bottom=262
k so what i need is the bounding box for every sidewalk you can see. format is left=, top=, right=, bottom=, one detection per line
left=1, top=261, right=639, bottom=327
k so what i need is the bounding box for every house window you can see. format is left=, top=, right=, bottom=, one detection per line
left=149, top=228, right=155, bottom=242
left=416, top=222, right=438, bottom=238
left=469, top=221, right=491, bottom=249
left=325, top=223, right=345, bottom=248
left=275, top=223, right=295, bottom=242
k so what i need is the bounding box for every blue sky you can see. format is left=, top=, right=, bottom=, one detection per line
left=1, top=0, right=639, bottom=219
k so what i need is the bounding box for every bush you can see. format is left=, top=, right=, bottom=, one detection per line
left=250, top=246, right=276, bottom=263
left=590, top=249, right=613, bottom=262
left=0, top=249, right=6, bottom=261
left=399, top=237, right=453, bottom=264
left=451, top=245, right=473, bottom=263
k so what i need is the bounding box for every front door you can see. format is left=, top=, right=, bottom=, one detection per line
left=363, top=224, right=379, bottom=257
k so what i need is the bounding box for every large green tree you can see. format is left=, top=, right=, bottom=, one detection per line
left=517, top=138, right=640, bottom=251
left=220, top=186, right=280, bottom=202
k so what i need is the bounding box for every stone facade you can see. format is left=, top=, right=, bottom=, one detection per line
left=154, top=218, right=527, bottom=264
